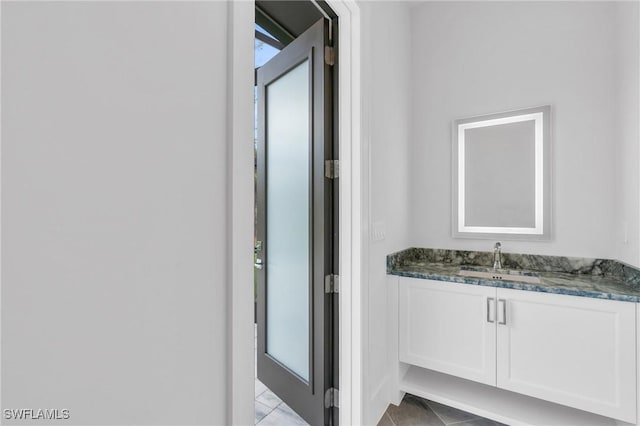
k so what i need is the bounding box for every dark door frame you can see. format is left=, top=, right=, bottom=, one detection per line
left=255, top=10, right=339, bottom=426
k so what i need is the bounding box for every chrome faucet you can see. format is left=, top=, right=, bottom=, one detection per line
left=493, top=242, right=502, bottom=270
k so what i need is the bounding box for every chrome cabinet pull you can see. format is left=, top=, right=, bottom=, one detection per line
left=487, top=297, right=495, bottom=323
left=498, top=299, right=507, bottom=325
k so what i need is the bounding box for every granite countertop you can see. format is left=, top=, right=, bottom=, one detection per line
left=387, top=248, right=640, bottom=303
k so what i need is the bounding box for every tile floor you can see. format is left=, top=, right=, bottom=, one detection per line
left=254, top=325, right=502, bottom=426
left=378, top=394, right=506, bottom=426
left=254, top=325, right=309, bottom=425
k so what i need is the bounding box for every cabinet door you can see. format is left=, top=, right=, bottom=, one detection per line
left=399, top=278, right=497, bottom=386
left=496, top=288, right=636, bottom=423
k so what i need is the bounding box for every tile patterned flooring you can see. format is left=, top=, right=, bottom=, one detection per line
left=254, top=324, right=502, bottom=426
left=378, top=394, right=506, bottom=426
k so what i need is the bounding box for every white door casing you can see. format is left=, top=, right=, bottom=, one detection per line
left=228, top=1, right=362, bottom=424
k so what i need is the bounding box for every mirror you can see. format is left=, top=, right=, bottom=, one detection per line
left=452, top=105, right=551, bottom=240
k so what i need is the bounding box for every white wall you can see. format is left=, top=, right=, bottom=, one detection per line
left=360, top=2, right=411, bottom=424
left=362, top=1, right=639, bottom=422
left=409, top=1, right=626, bottom=260
left=1, top=2, right=243, bottom=424
left=614, top=1, right=640, bottom=266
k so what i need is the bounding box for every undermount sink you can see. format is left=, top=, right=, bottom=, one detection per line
left=458, top=266, right=541, bottom=284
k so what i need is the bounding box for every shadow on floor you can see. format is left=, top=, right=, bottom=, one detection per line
left=379, top=394, right=507, bottom=426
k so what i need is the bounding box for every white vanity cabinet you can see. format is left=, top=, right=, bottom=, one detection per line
left=399, top=277, right=496, bottom=386
left=398, top=277, right=637, bottom=424
left=495, top=288, right=636, bottom=423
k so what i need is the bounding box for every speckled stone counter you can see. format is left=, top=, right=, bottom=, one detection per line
left=387, top=248, right=640, bottom=303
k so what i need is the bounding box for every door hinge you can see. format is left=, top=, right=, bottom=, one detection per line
left=324, top=46, right=335, bottom=66
left=325, top=160, right=339, bottom=179
left=325, top=274, right=340, bottom=294
left=324, top=387, right=339, bottom=408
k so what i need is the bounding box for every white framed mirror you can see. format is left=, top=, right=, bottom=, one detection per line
left=452, top=105, right=551, bottom=240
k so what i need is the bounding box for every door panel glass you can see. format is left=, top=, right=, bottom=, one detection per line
left=265, top=59, right=310, bottom=382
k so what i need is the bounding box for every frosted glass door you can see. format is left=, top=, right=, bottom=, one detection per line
left=265, top=59, right=310, bottom=382
left=255, top=18, right=333, bottom=425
